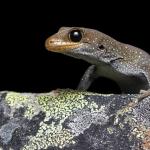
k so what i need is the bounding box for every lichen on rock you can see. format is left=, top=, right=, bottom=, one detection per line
left=0, top=89, right=149, bottom=150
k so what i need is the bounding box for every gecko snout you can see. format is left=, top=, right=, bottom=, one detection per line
left=45, top=37, right=58, bottom=52
left=45, top=36, right=81, bottom=53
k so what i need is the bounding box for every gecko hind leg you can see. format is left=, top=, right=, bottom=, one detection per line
left=138, top=89, right=150, bottom=101
left=130, top=89, right=150, bottom=108
left=77, top=65, right=98, bottom=91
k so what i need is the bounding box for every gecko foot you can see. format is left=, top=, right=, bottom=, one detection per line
left=127, top=89, right=150, bottom=108
left=138, top=89, right=150, bottom=101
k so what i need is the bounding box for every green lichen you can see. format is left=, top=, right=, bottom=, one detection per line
left=107, top=127, right=115, bottom=134
left=119, top=123, right=125, bottom=129
left=5, top=92, right=40, bottom=119
left=23, top=90, right=90, bottom=149
left=5, top=92, right=29, bottom=108
left=24, top=103, right=41, bottom=119
left=37, top=89, right=88, bottom=121
left=132, top=127, right=145, bottom=139
left=6, top=90, right=108, bottom=149
left=87, top=101, right=106, bottom=113
left=22, top=122, right=75, bottom=150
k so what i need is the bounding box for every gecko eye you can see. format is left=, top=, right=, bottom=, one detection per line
left=69, top=29, right=82, bottom=42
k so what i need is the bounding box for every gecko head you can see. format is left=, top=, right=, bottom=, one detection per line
left=45, top=27, right=105, bottom=62
left=45, top=27, right=82, bottom=52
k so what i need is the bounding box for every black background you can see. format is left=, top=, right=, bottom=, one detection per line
left=0, top=1, right=150, bottom=93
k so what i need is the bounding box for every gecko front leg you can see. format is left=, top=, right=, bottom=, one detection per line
left=77, top=65, right=98, bottom=91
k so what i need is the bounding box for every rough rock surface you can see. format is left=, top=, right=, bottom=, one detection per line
left=0, top=89, right=149, bottom=150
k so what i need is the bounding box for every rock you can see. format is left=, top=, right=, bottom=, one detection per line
left=0, top=89, right=149, bottom=150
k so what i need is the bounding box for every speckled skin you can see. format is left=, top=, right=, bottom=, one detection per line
left=45, top=27, right=150, bottom=93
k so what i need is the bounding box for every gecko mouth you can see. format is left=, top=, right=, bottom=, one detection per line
left=45, top=39, right=81, bottom=52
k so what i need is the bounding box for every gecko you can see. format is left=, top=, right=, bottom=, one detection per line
left=45, top=27, right=150, bottom=98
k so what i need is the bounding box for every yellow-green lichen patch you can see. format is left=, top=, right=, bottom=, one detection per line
left=6, top=90, right=110, bottom=149
left=22, top=122, right=75, bottom=150
left=37, top=89, right=88, bottom=121
left=22, top=90, right=89, bottom=149
left=132, top=127, right=145, bottom=139
left=5, top=92, right=29, bottom=108
left=87, top=101, right=104, bottom=113
left=107, top=127, right=115, bottom=135
left=131, top=127, right=150, bottom=149
left=24, top=103, right=41, bottom=119
left=118, top=123, right=125, bottom=129
left=5, top=92, right=41, bottom=119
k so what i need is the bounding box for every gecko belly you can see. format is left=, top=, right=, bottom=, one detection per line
left=96, top=64, right=149, bottom=93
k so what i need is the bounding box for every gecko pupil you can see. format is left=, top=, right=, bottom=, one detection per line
left=69, top=30, right=82, bottom=42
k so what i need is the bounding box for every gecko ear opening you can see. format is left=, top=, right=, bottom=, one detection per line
left=69, top=29, right=83, bottom=42
left=99, top=45, right=105, bottom=50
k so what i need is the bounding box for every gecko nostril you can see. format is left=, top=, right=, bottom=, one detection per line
left=49, top=40, right=54, bottom=44
left=45, top=38, right=53, bottom=48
